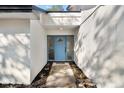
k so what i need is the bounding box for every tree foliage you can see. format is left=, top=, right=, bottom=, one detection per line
left=47, top=5, right=64, bottom=11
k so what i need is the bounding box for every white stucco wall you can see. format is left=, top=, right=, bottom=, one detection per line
left=30, top=20, right=47, bottom=82
left=0, top=19, right=30, bottom=84
left=77, top=5, right=96, bottom=11
left=68, top=5, right=96, bottom=11
left=41, top=13, right=81, bottom=26
left=46, top=29, right=75, bottom=35
left=75, top=5, right=124, bottom=87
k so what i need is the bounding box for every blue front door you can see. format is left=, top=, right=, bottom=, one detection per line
left=54, top=36, right=66, bottom=60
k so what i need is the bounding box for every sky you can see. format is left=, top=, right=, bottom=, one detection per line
left=37, top=5, right=68, bottom=11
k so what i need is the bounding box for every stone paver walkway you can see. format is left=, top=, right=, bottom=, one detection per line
left=46, top=62, right=76, bottom=88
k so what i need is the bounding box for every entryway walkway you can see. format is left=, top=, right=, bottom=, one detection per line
left=46, top=62, right=76, bottom=88
left=31, top=61, right=97, bottom=88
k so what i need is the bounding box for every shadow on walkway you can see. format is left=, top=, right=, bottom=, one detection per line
left=45, top=62, right=76, bottom=88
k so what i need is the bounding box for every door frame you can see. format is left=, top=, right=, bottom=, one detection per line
left=47, top=35, right=74, bottom=61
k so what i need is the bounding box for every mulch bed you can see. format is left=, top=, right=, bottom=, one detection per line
left=0, top=83, right=30, bottom=88
left=31, top=62, right=53, bottom=88
left=69, top=61, right=97, bottom=88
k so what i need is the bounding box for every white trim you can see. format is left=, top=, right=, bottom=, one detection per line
left=0, top=13, right=36, bottom=19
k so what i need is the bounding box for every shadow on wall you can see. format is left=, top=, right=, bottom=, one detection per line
left=42, top=13, right=80, bottom=27
left=74, top=5, right=124, bottom=87
left=0, top=32, right=30, bottom=84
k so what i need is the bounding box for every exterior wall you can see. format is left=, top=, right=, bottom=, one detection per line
left=30, top=20, right=47, bottom=82
left=41, top=13, right=81, bottom=26
left=74, top=5, right=124, bottom=87
left=0, top=13, right=35, bottom=19
left=0, top=19, right=30, bottom=84
left=46, top=29, right=75, bottom=35
left=67, top=5, right=96, bottom=11
left=76, top=5, right=96, bottom=11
